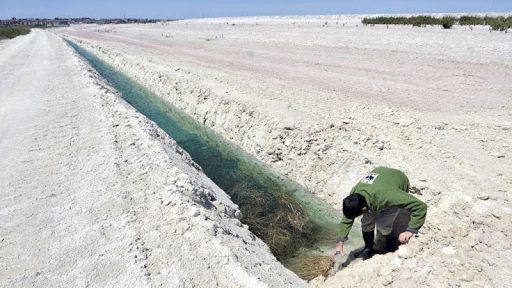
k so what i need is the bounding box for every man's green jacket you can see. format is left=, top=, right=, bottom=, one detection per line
left=336, top=167, right=427, bottom=242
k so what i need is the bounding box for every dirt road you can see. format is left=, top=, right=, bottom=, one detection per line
left=0, top=30, right=305, bottom=287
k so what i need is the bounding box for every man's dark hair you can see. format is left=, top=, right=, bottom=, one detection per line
left=342, top=193, right=367, bottom=219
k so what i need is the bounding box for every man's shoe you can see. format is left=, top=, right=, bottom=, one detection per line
left=385, top=234, right=398, bottom=252
left=353, top=247, right=374, bottom=260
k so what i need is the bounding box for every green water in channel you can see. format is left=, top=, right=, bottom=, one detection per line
left=66, top=39, right=346, bottom=270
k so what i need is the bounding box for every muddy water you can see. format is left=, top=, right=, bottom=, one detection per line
left=66, top=39, right=355, bottom=275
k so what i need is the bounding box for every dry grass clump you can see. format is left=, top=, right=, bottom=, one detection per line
left=229, top=182, right=314, bottom=259
left=285, top=255, right=335, bottom=281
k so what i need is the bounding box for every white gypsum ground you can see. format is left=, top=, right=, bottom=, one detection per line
left=57, top=15, right=512, bottom=287
left=0, top=30, right=307, bottom=287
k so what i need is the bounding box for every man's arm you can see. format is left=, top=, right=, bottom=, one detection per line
left=336, top=216, right=354, bottom=242
left=332, top=216, right=354, bottom=256
left=386, top=189, right=427, bottom=233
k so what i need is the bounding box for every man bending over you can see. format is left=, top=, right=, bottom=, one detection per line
left=332, top=167, right=427, bottom=259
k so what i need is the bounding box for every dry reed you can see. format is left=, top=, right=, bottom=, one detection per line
left=229, top=182, right=313, bottom=259
left=285, top=255, right=335, bottom=281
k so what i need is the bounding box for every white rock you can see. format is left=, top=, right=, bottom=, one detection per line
left=390, top=256, right=403, bottom=268
left=395, top=246, right=413, bottom=259
left=189, top=207, right=200, bottom=217
left=394, top=118, right=415, bottom=127
left=175, top=221, right=190, bottom=235
left=378, top=265, right=393, bottom=276
left=460, top=272, right=475, bottom=282
left=441, top=246, right=456, bottom=255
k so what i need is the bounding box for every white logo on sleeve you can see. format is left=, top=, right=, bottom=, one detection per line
left=361, top=173, right=379, bottom=184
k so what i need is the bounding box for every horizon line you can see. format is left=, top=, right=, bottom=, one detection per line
left=2, top=11, right=512, bottom=21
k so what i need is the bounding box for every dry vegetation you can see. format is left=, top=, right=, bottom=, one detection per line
left=229, top=183, right=314, bottom=259
left=285, top=255, right=334, bottom=281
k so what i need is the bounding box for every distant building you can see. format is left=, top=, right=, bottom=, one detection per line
left=0, top=17, right=165, bottom=27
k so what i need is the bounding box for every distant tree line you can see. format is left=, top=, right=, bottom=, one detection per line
left=0, top=26, right=31, bottom=39
left=362, top=15, right=512, bottom=31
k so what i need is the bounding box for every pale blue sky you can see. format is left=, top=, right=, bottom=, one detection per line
left=2, top=0, right=511, bottom=19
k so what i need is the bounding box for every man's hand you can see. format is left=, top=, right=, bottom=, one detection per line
left=398, top=231, right=414, bottom=244
left=331, top=241, right=344, bottom=257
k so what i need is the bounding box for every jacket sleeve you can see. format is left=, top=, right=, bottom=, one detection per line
left=386, top=189, right=427, bottom=233
left=336, top=216, right=354, bottom=242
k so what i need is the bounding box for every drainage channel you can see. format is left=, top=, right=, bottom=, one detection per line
left=66, top=39, right=349, bottom=278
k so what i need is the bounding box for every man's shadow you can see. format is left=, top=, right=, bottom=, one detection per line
left=335, top=209, right=411, bottom=270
